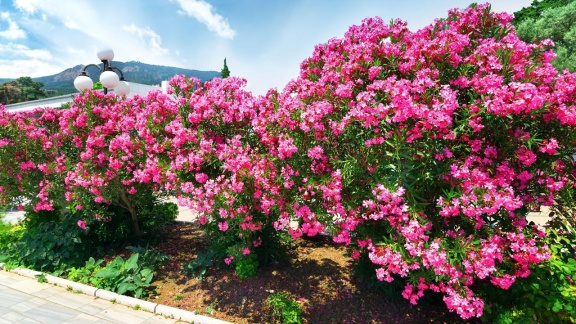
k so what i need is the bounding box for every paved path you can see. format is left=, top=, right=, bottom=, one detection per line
left=0, top=270, right=178, bottom=324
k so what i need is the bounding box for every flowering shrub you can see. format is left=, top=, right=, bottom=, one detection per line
left=0, top=91, right=170, bottom=239
left=144, top=76, right=288, bottom=270
left=256, top=3, right=576, bottom=319
left=57, top=91, right=169, bottom=237
left=0, top=107, right=66, bottom=213
left=1, top=3, right=576, bottom=320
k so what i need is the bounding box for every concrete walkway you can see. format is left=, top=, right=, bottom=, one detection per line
left=0, top=270, right=177, bottom=324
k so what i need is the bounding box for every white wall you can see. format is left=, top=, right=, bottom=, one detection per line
left=4, top=82, right=168, bottom=112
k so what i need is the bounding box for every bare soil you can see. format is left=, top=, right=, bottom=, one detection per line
left=144, top=222, right=475, bottom=323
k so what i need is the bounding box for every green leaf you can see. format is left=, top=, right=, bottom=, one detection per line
left=124, top=253, right=139, bottom=271
left=552, top=300, right=563, bottom=313
left=117, top=282, right=136, bottom=295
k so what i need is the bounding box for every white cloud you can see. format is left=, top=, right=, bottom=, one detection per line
left=63, top=18, right=80, bottom=30
left=172, top=0, right=235, bottom=39
left=0, top=43, right=57, bottom=77
left=0, top=59, right=61, bottom=77
left=0, top=12, right=26, bottom=40
left=13, top=0, right=40, bottom=15
left=0, top=43, right=52, bottom=60
left=123, top=24, right=169, bottom=56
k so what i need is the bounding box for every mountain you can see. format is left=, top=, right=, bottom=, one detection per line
left=0, top=61, right=222, bottom=96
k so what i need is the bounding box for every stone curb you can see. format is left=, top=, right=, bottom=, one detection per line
left=0, top=263, right=230, bottom=324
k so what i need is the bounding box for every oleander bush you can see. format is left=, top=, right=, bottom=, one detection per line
left=255, top=3, right=576, bottom=320
left=0, top=3, right=575, bottom=321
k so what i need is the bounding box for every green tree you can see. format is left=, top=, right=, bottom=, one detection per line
left=221, top=58, right=230, bottom=78
left=15, top=77, right=46, bottom=102
left=512, top=0, right=574, bottom=24
left=0, top=81, right=22, bottom=105
left=514, top=1, right=576, bottom=72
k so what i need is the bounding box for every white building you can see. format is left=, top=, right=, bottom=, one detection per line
left=4, top=81, right=170, bottom=113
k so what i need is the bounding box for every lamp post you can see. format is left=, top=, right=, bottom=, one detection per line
left=73, top=48, right=130, bottom=96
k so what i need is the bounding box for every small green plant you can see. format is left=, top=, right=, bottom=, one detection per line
left=173, top=293, right=183, bottom=301
left=66, top=285, right=73, bottom=291
left=35, top=273, right=47, bottom=283
left=266, top=292, right=303, bottom=324
left=133, top=304, right=141, bottom=311
left=206, top=303, right=215, bottom=315
left=0, top=221, right=24, bottom=249
left=235, top=255, right=259, bottom=280
left=181, top=251, right=214, bottom=280
left=67, top=257, right=104, bottom=284
left=93, top=253, right=154, bottom=299
left=126, top=245, right=170, bottom=269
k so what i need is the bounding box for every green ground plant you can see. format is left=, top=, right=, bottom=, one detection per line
left=66, top=257, right=104, bottom=284
left=266, top=292, right=303, bottom=324
left=1, top=214, right=90, bottom=273
left=181, top=251, right=214, bottom=280
left=0, top=219, right=24, bottom=250
left=92, top=253, right=154, bottom=299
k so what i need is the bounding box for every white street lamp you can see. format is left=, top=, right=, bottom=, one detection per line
left=74, top=48, right=130, bottom=96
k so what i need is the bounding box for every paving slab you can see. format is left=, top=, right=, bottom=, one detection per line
left=0, top=271, right=179, bottom=324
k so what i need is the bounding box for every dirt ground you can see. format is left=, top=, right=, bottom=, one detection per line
left=144, top=223, right=475, bottom=323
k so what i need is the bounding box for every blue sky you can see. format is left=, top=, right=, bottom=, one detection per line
left=0, top=0, right=532, bottom=95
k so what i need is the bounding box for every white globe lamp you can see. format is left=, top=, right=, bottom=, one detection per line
left=74, top=74, right=93, bottom=92
left=100, top=70, right=120, bottom=89
left=74, top=48, right=130, bottom=96
left=114, top=80, right=130, bottom=96
left=97, top=48, right=114, bottom=62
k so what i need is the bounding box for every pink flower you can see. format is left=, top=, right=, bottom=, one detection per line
left=538, top=138, right=558, bottom=155
left=224, top=256, right=234, bottom=265
left=243, top=248, right=251, bottom=255
left=307, top=146, right=324, bottom=159
left=77, top=220, right=86, bottom=230
left=195, top=173, right=209, bottom=184
left=218, top=221, right=229, bottom=232
left=516, top=147, right=537, bottom=166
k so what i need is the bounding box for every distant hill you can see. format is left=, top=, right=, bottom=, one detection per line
left=0, top=61, right=221, bottom=96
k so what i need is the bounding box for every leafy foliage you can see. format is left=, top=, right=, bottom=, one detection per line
left=514, top=1, right=576, bottom=72
left=235, top=255, right=259, bottom=280
left=478, top=225, right=576, bottom=323
left=67, top=257, right=104, bottom=284
left=0, top=220, right=24, bottom=250
left=512, top=0, right=574, bottom=25
left=93, top=253, right=154, bottom=299
left=181, top=251, right=214, bottom=280
left=266, top=292, right=303, bottom=324
left=221, top=58, right=231, bottom=78
left=0, top=77, right=46, bottom=105
left=1, top=215, right=91, bottom=273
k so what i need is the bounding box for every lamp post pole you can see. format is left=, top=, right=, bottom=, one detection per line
left=74, top=48, right=130, bottom=96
